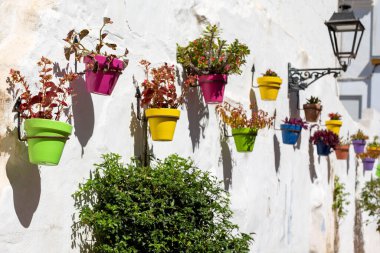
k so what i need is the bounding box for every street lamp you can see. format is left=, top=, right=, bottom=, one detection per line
left=288, top=4, right=365, bottom=92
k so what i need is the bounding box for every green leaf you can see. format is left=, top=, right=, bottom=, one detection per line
left=105, top=43, right=117, bottom=50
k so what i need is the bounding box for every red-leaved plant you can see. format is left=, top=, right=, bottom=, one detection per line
left=283, top=117, right=308, bottom=130
left=140, top=60, right=185, bottom=109
left=8, top=57, right=78, bottom=121
left=328, top=112, right=342, bottom=120
left=310, top=129, right=339, bottom=149
left=216, top=101, right=274, bottom=129
left=262, top=69, right=278, bottom=77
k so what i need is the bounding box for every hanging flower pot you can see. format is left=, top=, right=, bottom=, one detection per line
left=231, top=128, right=257, bottom=152
left=64, top=17, right=129, bottom=96
left=145, top=108, right=180, bottom=141
left=310, top=130, right=339, bottom=156
left=139, top=60, right=184, bottom=142
left=83, top=55, right=126, bottom=95
left=8, top=57, right=78, bottom=165
left=351, top=129, right=369, bottom=154
left=325, top=112, right=342, bottom=135
left=303, top=96, right=322, bottom=122
left=198, top=74, right=228, bottom=103
left=25, top=119, right=72, bottom=165
left=362, top=158, right=376, bottom=171
left=352, top=140, right=366, bottom=154
left=335, top=144, right=350, bottom=160
left=216, top=102, right=274, bottom=152
left=257, top=69, right=282, bottom=101
left=177, top=24, right=250, bottom=104
left=280, top=117, right=308, bottom=145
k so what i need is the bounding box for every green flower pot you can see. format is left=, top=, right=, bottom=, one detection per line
left=25, top=118, right=73, bottom=165
left=232, top=128, right=257, bottom=152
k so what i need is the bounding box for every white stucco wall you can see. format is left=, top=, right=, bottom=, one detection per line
left=0, top=0, right=379, bottom=252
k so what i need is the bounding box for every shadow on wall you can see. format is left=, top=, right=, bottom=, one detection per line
left=288, top=92, right=300, bottom=118
left=308, top=142, right=317, bottom=183
left=130, top=103, right=143, bottom=159
left=0, top=129, right=40, bottom=228
left=273, top=135, right=281, bottom=174
left=71, top=76, right=95, bottom=157
left=220, top=140, right=233, bottom=191
left=185, top=86, right=209, bottom=152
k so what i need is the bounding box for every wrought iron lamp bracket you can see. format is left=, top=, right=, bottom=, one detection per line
left=288, top=63, right=345, bottom=93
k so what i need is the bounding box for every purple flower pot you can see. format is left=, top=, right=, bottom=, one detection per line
left=362, top=158, right=375, bottom=171
left=352, top=139, right=366, bottom=154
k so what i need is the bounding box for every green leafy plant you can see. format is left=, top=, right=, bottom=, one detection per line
left=176, top=24, right=250, bottom=86
left=338, top=136, right=351, bottom=146
left=216, top=101, right=274, bottom=129
left=360, top=178, right=380, bottom=232
left=350, top=129, right=369, bottom=141
left=262, top=69, right=278, bottom=77
left=64, top=17, right=129, bottom=70
left=332, top=176, right=350, bottom=220
left=72, top=153, right=253, bottom=252
left=368, top=136, right=380, bottom=148
left=306, top=96, right=321, bottom=104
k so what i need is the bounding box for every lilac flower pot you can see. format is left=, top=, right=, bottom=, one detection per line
left=352, top=139, right=366, bottom=154
left=362, top=158, right=375, bottom=171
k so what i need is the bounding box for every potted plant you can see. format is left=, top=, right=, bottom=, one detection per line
left=280, top=117, right=308, bottom=145
left=72, top=153, right=254, bottom=252
left=140, top=60, right=184, bottom=141
left=257, top=69, right=282, bottom=101
left=360, top=178, right=380, bottom=232
left=335, top=137, right=350, bottom=160
left=64, top=17, right=129, bottom=95
left=358, top=151, right=379, bottom=171
left=325, top=112, right=342, bottom=135
left=216, top=102, right=274, bottom=152
left=367, top=136, right=380, bottom=152
left=310, top=129, right=339, bottom=156
left=351, top=129, right=369, bottom=154
left=8, top=57, right=78, bottom=165
left=177, top=24, right=250, bottom=104
left=303, top=96, right=322, bottom=122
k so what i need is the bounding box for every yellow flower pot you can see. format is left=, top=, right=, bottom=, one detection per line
left=257, top=76, right=282, bottom=101
left=325, top=120, right=342, bottom=135
left=145, top=108, right=180, bottom=141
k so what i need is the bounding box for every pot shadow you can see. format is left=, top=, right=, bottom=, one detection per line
left=308, top=142, right=317, bottom=183
left=177, top=68, right=209, bottom=152
left=273, top=135, right=281, bottom=174
left=293, top=133, right=302, bottom=151
left=71, top=76, right=94, bottom=157
left=288, top=91, right=300, bottom=118
left=219, top=139, right=233, bottom=191
left=0, top=128, right=41, bottom=228
left=130, top=103, right=144, bottom=159
left=327, top=156, right=332, bottom=183
left=53, top=62, right=94, bottom=157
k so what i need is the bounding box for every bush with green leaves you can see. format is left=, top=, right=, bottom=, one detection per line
left=360, top=178, right=380, bottom=232
left=72, top=154, right=253, bottom=252
left=332, top=176, right=350, bottom=220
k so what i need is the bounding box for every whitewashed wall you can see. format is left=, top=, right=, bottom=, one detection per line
left=0, top=0, right=379, bottom=252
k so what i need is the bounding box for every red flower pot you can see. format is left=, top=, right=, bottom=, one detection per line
left=198, top=74, right=227, bottom=104
left=84, top=55, right=126, bottom=95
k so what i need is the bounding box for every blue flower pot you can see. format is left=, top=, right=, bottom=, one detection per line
left=316, top=141, right=331, bottom=156
left=281, top=124, right=302, bottom=145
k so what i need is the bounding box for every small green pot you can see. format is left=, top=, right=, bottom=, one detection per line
left=25, top=118, right=73, bottom=165
left=232, top=128, right=258, bottom=152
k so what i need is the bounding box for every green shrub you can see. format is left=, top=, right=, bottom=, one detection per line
left=360, top=178, right=380, bottom=232
left=72, top=154, right=253, bottom=252
left=332, top=176, right=350, bottom=220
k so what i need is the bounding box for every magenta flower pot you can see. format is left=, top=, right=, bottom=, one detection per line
left=362, top=158, right=375, bottom=171
left=198, top=74, right=227, bottom=104
left=84, top=55, right=126, bottom=95
left=352, top=139, right=366, bottom=154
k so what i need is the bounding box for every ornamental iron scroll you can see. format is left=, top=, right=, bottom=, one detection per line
left=288, top=63, right=345, bottom=93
